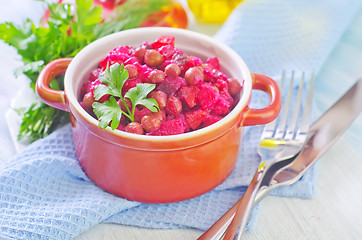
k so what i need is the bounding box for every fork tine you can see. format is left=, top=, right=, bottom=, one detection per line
left=297, top=73, right=315, bottom=137
left=285, top=72, right=305, bottom=140
left=274, top=71, right=295, bottom=139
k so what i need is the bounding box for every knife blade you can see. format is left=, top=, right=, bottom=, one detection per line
left=256, top=78, right=362, bottom=201
left=197, top=78, right=362, bottom=240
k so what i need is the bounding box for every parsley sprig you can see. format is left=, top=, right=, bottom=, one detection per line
left=92, top=63, right=159, bottom=130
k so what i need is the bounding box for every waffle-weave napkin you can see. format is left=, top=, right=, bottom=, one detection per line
left=1, top=0, right=361, bottom=239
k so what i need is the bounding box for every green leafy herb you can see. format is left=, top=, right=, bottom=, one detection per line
left=18, top=102, right=68, bottom=142
left=125, top=83, right=159, bottom=121
left=92, top=63, right=159, bottom=130
left=0, top=0, right=170, bottom=142
left=93, top=97, right=124, bottom=130
left=94, top=63, right=129, bottom=100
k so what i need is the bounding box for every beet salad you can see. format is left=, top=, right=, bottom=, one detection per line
left=79, top=35, right=243, bottom=136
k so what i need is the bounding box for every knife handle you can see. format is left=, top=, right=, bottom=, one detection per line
left=223, top=166, right=264, bottom=240
left=197, top=165, right=264, bottom=240
left=197, top=198, right=240, bottom=240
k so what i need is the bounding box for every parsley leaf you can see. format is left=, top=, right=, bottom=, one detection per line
left=92, top=63, right=159, bottom=129
left=93, top=97, right=123, bottom=130
left=94, top=63, right=129, bottom=100
left=125, top=83, right=159, bottom=120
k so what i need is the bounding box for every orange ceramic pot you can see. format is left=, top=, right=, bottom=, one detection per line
left=36, top=27, right=281, bottom=203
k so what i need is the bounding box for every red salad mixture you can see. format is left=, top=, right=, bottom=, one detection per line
left=80, top=36, right=243, bottom=136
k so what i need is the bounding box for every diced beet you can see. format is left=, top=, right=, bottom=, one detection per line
left=166, top=113, right=190, bottom=132
left=147, top=119, right=185, bottom=136
left=117, top=115, right=131, bottom=132
left=124, top=57, right=140, bottom=65
left=165, top=95, right=182, bottom=115
left=220, top=90, right=234, bottom=105
left=89, top=79, right=109, bottom=102
left=99, top=57, right=108, bottom=69
left=99, top=53, right=130, bottom=69
left=177, top=86, right=199, bottom=108
left=172, top=53, right=188, bottom=74
left=182, top=56, right=203, bottom=75
left=111, top=46, right=133, bottom=55
left=116, top=120, right=127, bottom=132
left=196, top=82, right=220, bottom=109
left=211, top=95, right=231, bottom=115
left=185, top=109, right=207, bottom=130
left=172, top=52, right=187, bottom=64
left=203, top=67, right=214, bottom=82
left=140, top=41, right=152, bottom=49
left=122, top=78, right=142, bottom=95
left=173, top=48, right=183, bottom=58
left=177, top=113, right=190, bottom=133
left=159, top=60, right=171, bottom=71
left=186, top=56, right=203, bottom=68
left=157, top=76, right=186, bottom=96
left=203, top=67, right=228, bottom=82
left=202, top=113, right=223, bottom=128
left=158, top=45, right=176, bottom=60
left=213, top=69, right=228, bottom=81
left=135, top=63, right=153, bottom=83
left=96, top=95, right=110, bottom=103
left=206, top=57, right=220, bottom=70
left=89, top=68, right=103, bottom=81
left=214, top=78, right=228, bottom=92
left=151, top=35, right=175, bottom=49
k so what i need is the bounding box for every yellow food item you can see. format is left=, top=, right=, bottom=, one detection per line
left=187, top=0, right=243, bottom=23
left=259, top=139, right=287, bottom=148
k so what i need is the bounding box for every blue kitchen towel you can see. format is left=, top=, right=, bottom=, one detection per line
left=0, top=123, right=262, bottom=239
left=1, top=0, right=362, bottom=239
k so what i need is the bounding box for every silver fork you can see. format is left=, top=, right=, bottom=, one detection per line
left=197, top=71, right=315, bottom=240
left=223, top=71, right=314, bottom=240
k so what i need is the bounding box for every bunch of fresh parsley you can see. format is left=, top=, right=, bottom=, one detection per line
left=0, top=0, right=170, bottom=142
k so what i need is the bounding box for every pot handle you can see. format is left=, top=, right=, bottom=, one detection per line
left=242, top=73, right=281, bottom=126
left=36, top=58, right=73, bottom=112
